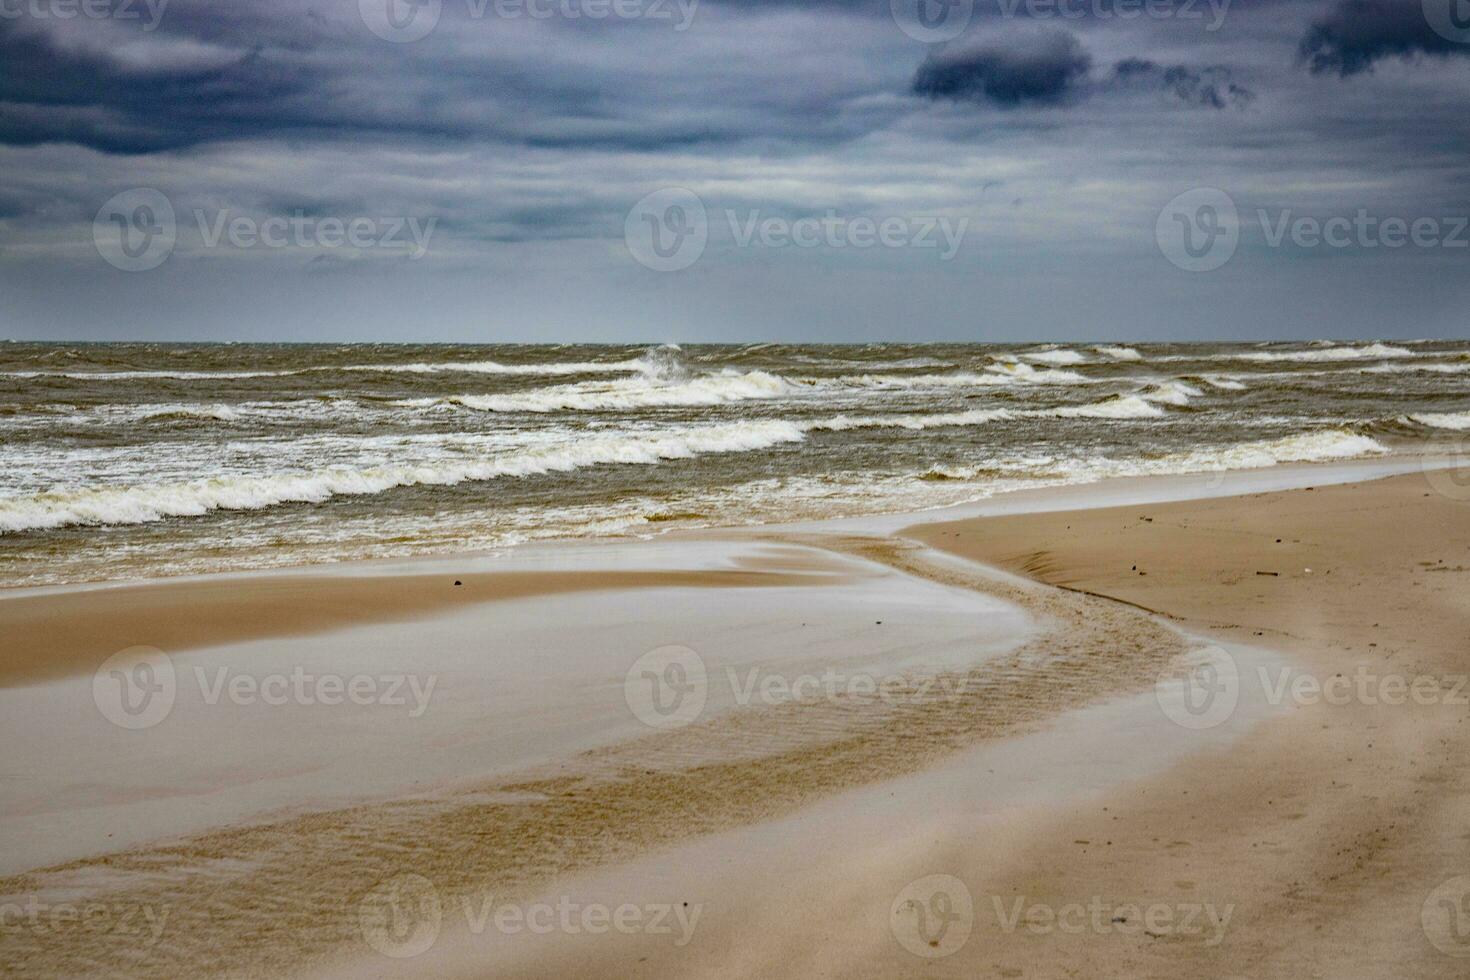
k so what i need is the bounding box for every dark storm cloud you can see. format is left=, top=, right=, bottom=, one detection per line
left=912, top=32, right=1252, bottom=110
left=1, top=0, right=1468, bottom=342
left=1298, top=0, right=1470, bottom=76
left=0, top=20, right=314, bottom=153
left=1110, top=58, right=1253, bottom=108
left=913, top=30, right=1092, bottom=106
left=0, top=2, right=895, bottom=155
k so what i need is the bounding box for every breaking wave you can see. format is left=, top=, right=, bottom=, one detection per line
left=1405, top=410, right=1470, bottom=431
left=0, top=421, right=805, bottom=533
left=1017, top=347, right=1087, bottom=366
left=810, top=395, right=1166, bottom=432
left=396, top=370, right=799, bottom=413
left=1094, top=346, right=1143, bottom=361
left=1233, top=343, right=1414, bottom=363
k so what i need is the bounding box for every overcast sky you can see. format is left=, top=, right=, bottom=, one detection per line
left=1, top=0, right=1467, bottom=342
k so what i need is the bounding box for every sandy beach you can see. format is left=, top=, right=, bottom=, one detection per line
left=8, top=0, right=1468, bottom=971
left=2, top=464, right=1468, bottom=978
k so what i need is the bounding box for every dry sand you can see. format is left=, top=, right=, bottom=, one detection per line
left=2, top=468, right=1467, bottom=978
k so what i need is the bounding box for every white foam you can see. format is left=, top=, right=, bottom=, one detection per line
left=137, top=404, right=246, bottom=422
left=1093, top=346, right=1143, bottom=361
left=812, top=408, right=1016, bottom=432
left=1360, top=361, right=1470, bottom=375
left=808, top=395, right=1164, bottom=432
left=909, top=428, right=1388, bottom=488
left=1172, top=428, right=1387, bottom=469
left=817, top=364, right=1091, bottom=391
left=1018, top=347, right=1087, bottom=366
left=1139, top=381, right=1203, bottom=406
left=1234, top=343, right=1413, bottom=363
left=340, top=359, right=647, bottom=377
left=1406, top=410, right=1470, bottom=430
left=1178, top=430, right=1384, bottom=471
left=0, top=421, right=806, bottom=533
left=399, top=370, right=800, bottom=413
left=1052, top=395, right=1166, bottom=419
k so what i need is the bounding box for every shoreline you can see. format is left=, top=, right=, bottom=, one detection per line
left=0, top=455, right=1449, bottom=682
left=2, top=460, right=1467, bottom=977
left=0, top=451, right=1449, bottom=597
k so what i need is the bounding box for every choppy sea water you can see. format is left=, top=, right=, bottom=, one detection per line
left=1, top=340, right=1467, bottom=587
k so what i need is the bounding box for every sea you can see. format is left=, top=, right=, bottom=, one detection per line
left=2, top=339, right=1467, bottom=587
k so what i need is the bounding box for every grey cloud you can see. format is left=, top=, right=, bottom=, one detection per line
left=0, top=0, right=1468, bottom=342
left=1110, top=58, right=1254, bottom=109
left=912, top=33, right=1253, bottom=111
left=1299, top=0, right=1470, bottom=76
left=913, top=30, right=1092, bottom=106
left=0, top=3, right=899, bottom=155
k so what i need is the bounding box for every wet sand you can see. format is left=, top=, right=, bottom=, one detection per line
left=2, top=467, right=1468, bottom=978
left=0, top=563, right=857, bottom=689
left=899, top=470, right=1470, bottom=978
